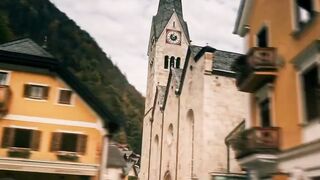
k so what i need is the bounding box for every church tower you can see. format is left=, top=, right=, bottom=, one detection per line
left=145, top=0, right=190, bottom=110
left=141, top=0, right=190, bottom=179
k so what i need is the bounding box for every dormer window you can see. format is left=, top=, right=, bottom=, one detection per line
left=257, top=26, right=269, bottom=47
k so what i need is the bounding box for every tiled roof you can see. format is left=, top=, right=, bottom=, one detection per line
left=171, top=68, right=182, bottom=90
left=157, top=85, right=167, bottom=108
left=190, top=45, right=203, bottom=58
left=0, top=38, right=53, bottom=58
left=212, top=50, right=242, bottom=72
left=107, top=145, right=126, bottom=168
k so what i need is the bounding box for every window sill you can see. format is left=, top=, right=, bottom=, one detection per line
left=7, top=147, right=31, bottom=158
left=300, top=117, right=320, bottom=127
left=24, top=97, right=48, bottom=102
left=55, top=102, right=75, bottom=107
left=56, top=151, right=79, bottom=162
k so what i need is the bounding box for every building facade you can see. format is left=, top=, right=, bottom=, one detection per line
left=0, top=39, right=118, bottom=180
left=140, top=0, right=249, bottom=179
left=230, top=0, right=320, bottom=179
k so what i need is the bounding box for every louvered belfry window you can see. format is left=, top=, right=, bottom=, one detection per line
left=24, top=84, right=49, bottom=100
left=1, top=127, right=41, bottom=150
left=50, top=132, right=87, bottom=155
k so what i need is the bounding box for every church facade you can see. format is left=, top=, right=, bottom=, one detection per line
left=140, top=0, right=249, bottom=179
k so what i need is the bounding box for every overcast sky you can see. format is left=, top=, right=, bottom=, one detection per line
left=50, top=0, right=244, bottom=95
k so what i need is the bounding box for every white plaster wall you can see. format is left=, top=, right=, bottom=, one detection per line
left=202, top=72, right=248, bottom=178
left=104, top=168, right=123, bottom=180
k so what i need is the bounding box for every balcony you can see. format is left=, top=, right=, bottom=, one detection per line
left=232, top=47, right=277, bottom=92
left=230, top=127, right=280, bottom=159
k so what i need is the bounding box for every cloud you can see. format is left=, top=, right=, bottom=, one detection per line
left=50, top=0, right=243, bottom=95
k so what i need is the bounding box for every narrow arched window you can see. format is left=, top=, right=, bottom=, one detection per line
left=170, top=56, right=175, bottom=68
left=164, top=56, right=169, bottom=69
left=176, top=57, right=181, bottom=68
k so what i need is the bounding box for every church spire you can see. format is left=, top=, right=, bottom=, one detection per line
left=150, top=0, right=189, bottom=43
left=157, top=0, right=183, bottom=17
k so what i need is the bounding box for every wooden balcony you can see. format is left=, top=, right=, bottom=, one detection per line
left=233, top=47, right=277, bottom=92
left=230, top=127, right=280, bottom=159
left=0, top=85, right=11, bottom=114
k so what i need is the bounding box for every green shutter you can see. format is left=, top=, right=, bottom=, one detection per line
left=1, top=127, right=15, bottom=148
left=50, top=132, right=62, bottom=152
left=77, top=134, right=87, bottom=155
left=31, top=130, right=41, bottom=151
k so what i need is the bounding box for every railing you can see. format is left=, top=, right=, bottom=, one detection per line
left=0, top=85, right=11, bottom=114
left=233, top=47, right=277, bottom=92
left=230, top=127, right=280, bottom=159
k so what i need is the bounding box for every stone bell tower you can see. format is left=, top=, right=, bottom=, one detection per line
left=141, top=0, right=190, bottom=179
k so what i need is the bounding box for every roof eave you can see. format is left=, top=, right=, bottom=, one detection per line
left=233, top=0, right=253, bottom=37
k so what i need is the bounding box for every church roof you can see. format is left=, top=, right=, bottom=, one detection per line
left=157, top=85, right=167, bottom=108
left=0, top=38, right=53, bottom=58
left=151, top=0, right=190, bottom=42
left=107, top=145, right=126, bottom=168
left=171, top=68, right=182, bottom=91
left=212, top=50, right=242, bottom=73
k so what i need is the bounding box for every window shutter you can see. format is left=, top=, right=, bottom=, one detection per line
left=23, top=84, right=30, bottom=97
left=1, top=127, right=15, bottom=148
left=50, top=132, right=62, bottom=152
left=31, top=130, right=41, bottom=151
left=77, top=134, right=87, bottom=155
left=43, top=87, right=49, bottom=100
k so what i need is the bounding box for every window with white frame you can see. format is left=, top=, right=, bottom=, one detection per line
left=50, top=132, right=87, bottom=154
left=1, top=127, right=41, bottom=150
left=257, top=26, right=269, bottom=48
left=255, top=84, right=273, bottom=127
left=0, top=71, right=9, bottom=85
left=58, top=89, right=73, bottom=105
left=24, top=84, right=49, bottom=100
left=302, top=65, right=320, bottom=122
left=295, top=0, right=315, bottom=29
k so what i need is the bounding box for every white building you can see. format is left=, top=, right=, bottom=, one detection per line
left=140, top=0, right=249, bottom=180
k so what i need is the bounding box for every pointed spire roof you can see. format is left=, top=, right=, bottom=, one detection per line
left=151, top=0, right=190, bottom=42
left=0, top=38, right=53, bottom=58
left=157, top=0, right=183, bottom=17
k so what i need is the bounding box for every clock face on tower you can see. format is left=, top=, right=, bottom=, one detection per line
left=166, top=29, right=181, bottom=45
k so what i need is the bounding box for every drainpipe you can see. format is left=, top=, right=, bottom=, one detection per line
left=174, top=97, right=181, bottom=180
left=158, top=111, right=165, bottom=180
left=100, top=134, right=109, bottom=180
left=227, top=143, right=230, bottom=173
left=147, top=118, right=154, bottom=180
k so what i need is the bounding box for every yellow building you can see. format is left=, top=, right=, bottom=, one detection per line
left=0, top=39, right=119, bottom=180
left=228, top=0, right=320, bottom=179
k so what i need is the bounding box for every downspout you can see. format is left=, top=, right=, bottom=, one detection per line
left=99, top=134, right=109, bottom=180
left=227, top=143, right=230, bottom=173
left=147, top=118, right=153, bottom=180
left=158, top=110, right=165, bottom=180
left=174, top=96, right=181, bottom=180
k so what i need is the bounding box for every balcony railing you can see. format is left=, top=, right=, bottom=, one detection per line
left=232, top=47, right=277, bottom=92
left=230, top=127, right=280, bottom=159
left=0, top=85, right=11, bottom=114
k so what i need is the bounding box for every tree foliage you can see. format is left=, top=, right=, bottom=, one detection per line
left=0, top=0, right=144, bottom=153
